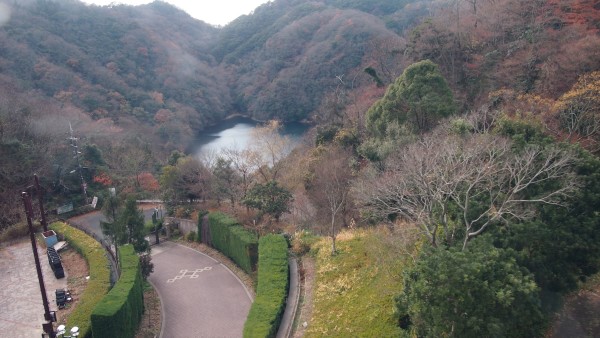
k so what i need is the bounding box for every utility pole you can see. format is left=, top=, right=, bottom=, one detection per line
left=68, top=123, right=88, bottom=205
left=22, top=192, right=56, bottom=338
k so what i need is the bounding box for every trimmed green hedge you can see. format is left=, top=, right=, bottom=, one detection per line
left=91, top=245, right=144, bottom=338
left=243, top=234, right=289, bottom=338
left=208, top=212, right=258, bottom=274
left=50, top=222, right=111, bottom=338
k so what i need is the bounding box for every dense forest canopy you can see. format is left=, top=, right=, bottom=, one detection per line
left=1, top=0, right=599, bottom=234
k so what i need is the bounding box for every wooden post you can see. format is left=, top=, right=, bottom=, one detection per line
left=22, top=192, right=56, bottom=338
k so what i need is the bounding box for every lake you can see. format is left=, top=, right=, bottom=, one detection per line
left=191, top=116, right=310, bottom=159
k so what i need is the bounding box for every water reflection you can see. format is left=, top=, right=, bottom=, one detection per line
left=192, top=117, right=308, bottom=159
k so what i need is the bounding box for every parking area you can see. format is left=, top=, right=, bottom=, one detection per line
left=0, top=240, right=67, bottom=337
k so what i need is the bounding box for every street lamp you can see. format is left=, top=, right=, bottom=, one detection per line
left=70, top=327, right=80, bottom=337
left=56, top=325, right=65, bottom=336
left=152, top=206, right=163, bottom=244
left=56, top=325, right=79, bottom=337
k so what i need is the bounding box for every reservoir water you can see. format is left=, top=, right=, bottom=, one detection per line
left=191, top=116, right=309, bottom=159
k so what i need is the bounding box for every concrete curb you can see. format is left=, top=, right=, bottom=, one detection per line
left=146, top=278, right=166, bottom=338
left=276, top=256, right=300, bottom=338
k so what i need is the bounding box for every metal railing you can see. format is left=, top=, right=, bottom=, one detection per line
left=62, top=219, right=120, bottom=285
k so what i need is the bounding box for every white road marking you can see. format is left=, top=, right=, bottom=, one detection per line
left=166, top=267, right=213, bottom=283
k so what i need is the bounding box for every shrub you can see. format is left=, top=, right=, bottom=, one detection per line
left=186, top=230, right=197, bottom=242
left=291, top=230, right=318, bottom=256
left=243, top=234, right=289, bottom=338
left=139, top=252, right=154, bottom=280
left=175, top=206, right=192, bottom=218
left=208, top=212, right=258, bottom=274
left=50, top=222, right=111, bottom=338
left=0, top=221, right=39, bottom=242
left=91, top=245, right=144, bottom=338
left=396, top=243, right=545, bottom=337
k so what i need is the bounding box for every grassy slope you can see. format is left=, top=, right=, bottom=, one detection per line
left=306, top=229, right=415, bottom=337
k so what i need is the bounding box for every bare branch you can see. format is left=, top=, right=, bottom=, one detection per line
left=356, top=131, right=580, bottom=250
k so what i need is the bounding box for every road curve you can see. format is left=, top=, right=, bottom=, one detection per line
left=69, top=210, right=253, bottom=337
left=149, top=241, right=252, bottom=338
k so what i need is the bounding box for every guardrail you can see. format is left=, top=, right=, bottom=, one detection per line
left=62, top=220, right=120, bottom=285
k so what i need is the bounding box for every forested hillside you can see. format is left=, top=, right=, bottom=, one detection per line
left=1, top=0, right=599, bottom=233
left=1, top=0, right=228, bottom=144
left=2, top=0, right=598, bottom=137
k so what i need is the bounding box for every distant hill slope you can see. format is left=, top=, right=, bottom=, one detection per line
left=0, top=0, right=229, bottom=138
left=217, top=1, right=406, bottom=121
left=0, top=0, right=419, bottom=131
left=1, top=0, right=598, bottom=141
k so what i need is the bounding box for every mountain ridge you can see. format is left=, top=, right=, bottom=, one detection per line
left=1, top=0, right=598, bottom=153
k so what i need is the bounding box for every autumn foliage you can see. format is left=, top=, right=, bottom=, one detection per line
left=137, top=172, right=160, bottom=193
left=93, top=172, right=113, bottom=187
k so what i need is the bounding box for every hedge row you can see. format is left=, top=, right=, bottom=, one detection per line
left=50, top=222, right=111, bottom=338
left=243, top=234, right=289, bottom=338
left=208, top=212, right=258, bottom=274
left=91, top=245, right=144, bottom=338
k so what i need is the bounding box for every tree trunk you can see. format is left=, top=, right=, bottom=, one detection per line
left=331, top=213, right=336, bottom=255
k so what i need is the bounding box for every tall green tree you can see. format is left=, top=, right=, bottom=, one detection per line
left=159, top=156, right=212, bottom=207
left=396, top=243, right=545, bottom=338
left=243, top=181, right=293, bottom=222
left=212, top=157, right=239, bottom=207
left=366, top=59, right=456, bottom=136
left=100, top=190, right=125, bottom=249
left=119, top=197, right=148, bottom=253
left=493, top=148, right=600, bottom=293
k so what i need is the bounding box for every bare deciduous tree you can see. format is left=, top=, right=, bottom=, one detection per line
left=308, top=146, right=353, bottom=254
left=356, top=132, right=579, bottom=250
left=108, top=138, right=153, bottom=188
left=222, top=146, right=260, bottom=208
left=250, top=120, right=293, bottom=182
left=178, top=157, right=213, bottom=203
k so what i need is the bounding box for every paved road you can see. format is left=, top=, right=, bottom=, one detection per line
left=71, top=208, right=253, bottom=337
left=69, top=208, right=158, bottom=284
left=149, top=241, right=252, bottom=338
left=69, top=207, right=158, bottom=240
left=0, top=241, right=67, bottom=337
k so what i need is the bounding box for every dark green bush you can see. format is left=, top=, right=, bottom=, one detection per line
left=244, top=234, right=289, bottom=338
left=50, top=222, right=111, bottom=338
left=208, top=212, right=258, bottom=274
left=186, top=230, right=197, bottom=242
left=91, top=244, right=144, bottom=338
left=196, top=209, right=209, bottom=243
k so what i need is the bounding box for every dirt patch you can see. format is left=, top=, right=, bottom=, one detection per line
left=57, top=245, right=162, bottom=337
left=293, top=256, right=315, bottom=338
left=135, top=284, right=162, bottom=338
left=54, top=246, right=89, bottom=326
left=549, top=288, right=600, bottom=338
left=174, top=239, right=256, bottom=297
